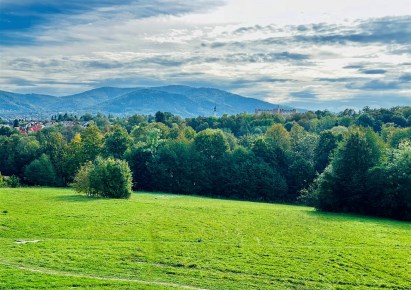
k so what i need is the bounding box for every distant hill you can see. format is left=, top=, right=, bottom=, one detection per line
left=0, top=86, right=300, bottom=118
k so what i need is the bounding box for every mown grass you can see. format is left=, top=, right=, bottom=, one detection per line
left=0, top=187, right=410, bottom=289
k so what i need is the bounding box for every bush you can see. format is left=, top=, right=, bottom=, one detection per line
left=0, top=173, right=5, bottom=187
left=0, top=173, right=21, bottom=188
left=73, top=157, right=133, bottom=199
left=7, top=175, right=21, bottom=188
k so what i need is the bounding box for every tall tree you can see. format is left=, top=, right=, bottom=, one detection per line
left=104, top=125, right=132, bottom=159
left=316, top=128, right=383, bottom=213
left=79, top=124, right=104, bottom=163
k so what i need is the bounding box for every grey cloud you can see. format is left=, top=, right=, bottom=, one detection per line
left=390, top=46, right=411, bottom=55
left=293, top=16, right=411, bottom=45
left=84, top=60, right=124, bottom=69
left=233, top=25, right=265, bottom=34
left=343, top=64, right=365, bottom=69
left=233, top=16, right=411, bottom=46
left=317, top=77, right=365, bottom=83
left=206, top=16, right=411, bottom=53
left=204, top=52, right=310, bottom=64
left=8, top=54, right=195, bottom=73
left=0, top=0, right=226, bottom=47
left=360, top=69, right=387, bottom=75
left=229, top=77, right=294, bottom=87
left=141, top=57, right=195, bottom=67
left=204, top=37, right=286, bottom=49
left=290, top=90, right=318, bottom=100
left=3, top=77, right=37, bottom=87
left=346, top=80, right=401, bottom=91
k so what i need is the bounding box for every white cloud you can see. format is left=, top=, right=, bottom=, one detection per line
left=0, top=0, right=410, bottom=109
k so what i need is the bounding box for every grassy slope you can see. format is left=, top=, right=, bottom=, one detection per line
left=0, top=188, right=410, bottom=290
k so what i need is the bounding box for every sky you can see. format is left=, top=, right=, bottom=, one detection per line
left=0, top=0, right=410, bottom=111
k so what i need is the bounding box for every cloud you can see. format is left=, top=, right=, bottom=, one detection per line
left=316, top=77, right=364, bottom=83
left=203, top=52, right=310, bottom=64
left=290, top=90, right=318, bottom=100
left=343, top=64, right=365, bottom=69
left=293, top=16, right=411, bottom=45
left=0, top=0, right=225, bottom=45
left=399, top=73, right=411, bottom=82
left=359, top=69, right=387, bottom=74
left=347, top=80, right=401, bottom=90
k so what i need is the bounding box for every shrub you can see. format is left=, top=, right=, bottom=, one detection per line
left=72, top=162, right=93, bottom=195
left=7, top=175, right=21, bottom=188
left=0, top=173, right=5, bottom=187
left=0, top=173, right=21, bottom=188
left=73, top=157, right=133, bottom=199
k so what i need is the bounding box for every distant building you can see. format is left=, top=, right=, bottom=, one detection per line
left=255, top=106, right=297, bottom=116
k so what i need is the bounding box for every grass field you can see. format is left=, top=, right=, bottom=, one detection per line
left=0, top=187, right=410, bottom=289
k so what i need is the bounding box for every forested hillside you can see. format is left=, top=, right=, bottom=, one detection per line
left=1, top=106, right=410, bottom=220
left=0, top=86, right=295, bottom=118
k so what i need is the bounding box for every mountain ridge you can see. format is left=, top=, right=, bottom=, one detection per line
left=0, top=86, right=301, bottom=118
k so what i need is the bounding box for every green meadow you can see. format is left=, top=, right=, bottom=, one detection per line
left=0, top=188, right=410, bottom=289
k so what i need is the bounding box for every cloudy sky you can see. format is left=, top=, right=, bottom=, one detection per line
left=0, top=0, right=410, bottom=111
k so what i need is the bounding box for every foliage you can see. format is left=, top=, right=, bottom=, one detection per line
left=366, top=141, right=411, bottom=220
left=104, top=125, right=132, bottom=159
left=194, top=129, right=229, bottom=160
left=6, top=175, right=21, bottom=188
left=0, top=106, right=410, bottom=219
left=0, top=173, right=20, bottom=188
left=73, top=157, right=132, bottom=199
left=79, top=124, right=104, bottom=163
left=24, top=154, right=59, bottom=186
left=311, top=128, right=385, bottom=214
left=0, top=126, right=18, bottom=137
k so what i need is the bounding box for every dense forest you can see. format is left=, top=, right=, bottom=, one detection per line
left=0, top=106, right=410, bottom=220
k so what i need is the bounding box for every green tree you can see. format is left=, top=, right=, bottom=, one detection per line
left=38, top=131, right=67, bottom=185
left=104, top=125, right=132, bottom=159
left=24, top=154, right=58, bottom=186
left=367, top=141, right=411, bottom=220
left=64, top=133, right=83, bottom=183
left=315, top=128, right=383, bottom=213
left=314, top=131, right=340, bottom=172
left=80, top=124, right=104, bottom=163
left=265, top=124, right=291, bottom=152
left=222, top=147, right=287, bottom=202
left=193, top=129, right=229, bottom=196
left=0, top=135, right=41, bottom=177
left=0, top=126, right=18, bottom=137
left=155, top=111, right=166, bottom=123
left=194, top=129, right=229, bottom=160
left=124, top=145, right=154, bottom=191
left=149, top=140, right=200, bottom=194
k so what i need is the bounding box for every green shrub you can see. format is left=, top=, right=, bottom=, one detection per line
left=0, top=173, right=21, bottom=188
left=0, top=173, right=5, bottom=187
left=73, top=157, right=132, bottom=199
left=7, top=175, right=21, bottom=188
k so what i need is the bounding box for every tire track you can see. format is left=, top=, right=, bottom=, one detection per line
left=0, top=259, right=209, bottom=290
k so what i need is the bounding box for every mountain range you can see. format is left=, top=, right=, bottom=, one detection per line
left=0, top=85, right=298, bottom=118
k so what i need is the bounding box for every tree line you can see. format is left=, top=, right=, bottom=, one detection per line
left=0, top=107, right=410, bottom=220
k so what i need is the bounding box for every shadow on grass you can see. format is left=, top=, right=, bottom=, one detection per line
left=53, top=194, right=104, bottom=202
left=305, top=209, right=410, bottom=225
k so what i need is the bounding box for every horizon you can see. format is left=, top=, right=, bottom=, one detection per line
left=1, top=0, right=410, bottom=111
